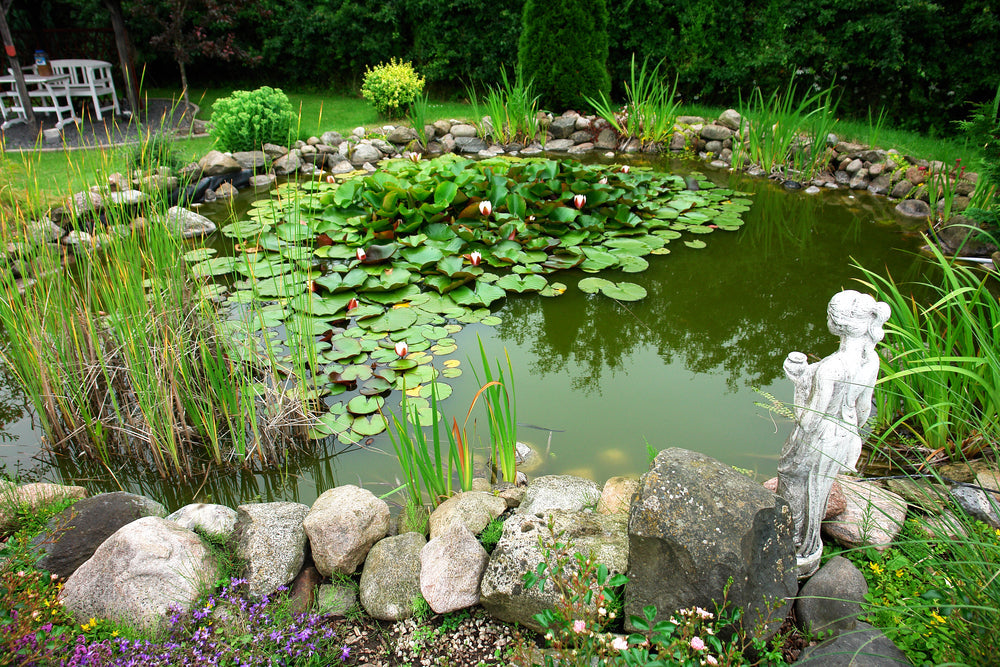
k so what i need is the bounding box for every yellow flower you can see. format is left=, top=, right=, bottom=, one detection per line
left=930, top=610, right=946, bottom=625
left=868, top=562, right=883, bottom=575
left=895, top=569, right=904, bottom=578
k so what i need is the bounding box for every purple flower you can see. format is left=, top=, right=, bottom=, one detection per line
left=340, top=646, right=351, bottom=661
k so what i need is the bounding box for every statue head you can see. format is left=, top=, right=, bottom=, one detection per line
left=826, top=290, right=891, bottom=343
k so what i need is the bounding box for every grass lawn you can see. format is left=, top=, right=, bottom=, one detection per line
left=0, top=87, right=983, bottom=218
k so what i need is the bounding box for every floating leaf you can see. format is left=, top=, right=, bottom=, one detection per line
left=184, top=248, right=217, bottom=262
left=578, top=277, right=615, bottom=294
left=601, top=281, right=647, bottom=301
left=192, top=256, right=239, bottom=277
left=495, top=274, right=548, bottom=293
left=352, top=414, right=387, bottom=436
left=419, top=382, right=453, bottom=401
left=684, top=239, right=707, bottom=249
left=347, top=395, right=384, bottom=415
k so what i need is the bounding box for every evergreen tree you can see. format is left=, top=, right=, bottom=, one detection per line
left=517, top=0, right=610, bottom=112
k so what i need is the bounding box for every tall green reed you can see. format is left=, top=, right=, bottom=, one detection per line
left=586, top=55, right=681, bottom=147
left=855, top=243, right=999, bottom=461
left=470, top=336, right=518, bottom=484
left=731, top=77, right=839, bottom=180
left=477, top=67, right=540, bottom=145
left=407, top=91, right=430, bottom=148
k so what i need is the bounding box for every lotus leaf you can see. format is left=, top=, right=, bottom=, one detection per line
left=362, top=308, right=417, bottom=332
left=184, top=248, right=216, bottom=262
left=495, top=274, right=547, bottom=293
left=192, top=256, right=240, bottom=277
left=352, top=415, right=387, bottom=436
left=347, top=395, right=384, bottom=415
left=684, top=239, right=707, bottom=249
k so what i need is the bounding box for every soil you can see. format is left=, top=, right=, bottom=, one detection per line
left=0, top=98, right=199, bottom=152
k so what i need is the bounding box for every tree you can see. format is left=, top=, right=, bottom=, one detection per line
left=517, top=0, right=609, bottom=112
left=126, top=0, right=261, bottom=105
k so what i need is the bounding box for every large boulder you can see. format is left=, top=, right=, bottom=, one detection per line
left=198, top=150, right=241, bottom=176
left=359, top=532, right=426, bottom=620
left=230, top=151, right=267, bottom=171
left=303, top=485, right=389, bottom=576
left=272, top=150, right=302, bottom=175
left=60, top=516, right=218, bottom=632
left=428, top=491, right=506, bottom=539
left=823, top=478, right=907, bottom=552
left=936, top=214, right=998, bottom=257
left=0, top=483, right=86, bottom=537
left=597, top=476, right=639, bottom=515
left=31, top=491, right=165, bottom=579
left=349, top=143, right=383, bottom=167
left=517, top=475, right=601, bottom=516
left=163, top=206, right=217, bottom=238
left=420, top=522, right=488, bottom=614
left=233, top=502, right=310, bottom=596
left=626, top=448, right=796, bottom=636
left=797, top=622, right=912, bottom=665
left=480, top=510, right=628, bottom=632
left=548, top=116, right=577, bottom=139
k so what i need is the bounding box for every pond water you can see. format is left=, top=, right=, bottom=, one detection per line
left=0, top=157, right=926, bottom=509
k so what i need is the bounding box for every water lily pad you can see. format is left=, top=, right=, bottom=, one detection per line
left=222, top=220, right=268, bottom=239
left=578, top=277, right=615, bottom=294
left=441, top=367, right=463, bottom=379
left=184, top=248, right=217, bottom=262
left=495, top=274, right=547, bottom=293
left=540, top=282, right=568, bottom=297
left=431, top=343, right=458, bottom=356
left=352, top=414, right=387, bottom=436
left=480, top=315, right=503, bottom=325
left=362, top=307, right=418, bottom=332
left=360, top=377, right=393, bottom=396
left=601, top=281, right=647, bottom=301
left=192, top=256, right=240, bottom=277
left=347, top=395, right=384, bottom=415
left=418, top=382, right=453, bottom=401
left=684, top=239, right=707, bottom=249
left=340, top=364, right=374, bottom=382
left=388, top=358, right=419, bottom=371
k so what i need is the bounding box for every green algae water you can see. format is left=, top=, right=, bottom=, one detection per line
left=0, top=158, right=925, bottom=508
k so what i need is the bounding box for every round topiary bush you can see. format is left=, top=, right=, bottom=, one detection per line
left=209, top=86, right=296, bottom=152
left=518, top=0, right=611, bottom=112
left=361, top=58, right=426, bottom=119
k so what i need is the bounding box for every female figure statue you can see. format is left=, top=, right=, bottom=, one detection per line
left=777, top=290, right=891, bottom=577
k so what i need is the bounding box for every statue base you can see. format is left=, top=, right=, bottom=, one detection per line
left=796, top=548, right=822, bottom=579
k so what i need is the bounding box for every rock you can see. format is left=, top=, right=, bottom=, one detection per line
left=428, top=491, right=506, bottom=539
left=328, top=159, right=355, bottom=175
left=764, top=475, right=847, bottom=519
left=797, top=622, right=911, bottom=665
left=420, top=522, right=488, bottom=614
left=669, top=133, right=688, bottom=151
left=60, top=517, right=218, bottom=632
left=320, top=131, right=344, bottom=146
left=517, top=475, right=600, bottom=515
left=288, top=565, right=323, bottom=616
left=796, top=556, right=867, bottom=637
left=387, top=126, right=420, bottom=145
left=890, top=179, right=915, bottom=199
left=359, top=532, right=426, bottom=620
left=626, top=448, right=796, bottom=636
left=597, top=476, right=639, bottom=515
left=250, top=173, right=276, bottom=192
left=261, top=143, right=287, bottom=159
left=804, top=185, right=821, bottom=194
left=705, top=140, right=723, bottom=153
left=230, top=151, right=267, bottom=171
left=834, top=170, right=851, bottom=185
left=823, top=478, right=907, bottom=551
left=0, top=483, right=86, bottom=535
left=861, top=149, right=885, bottom=163
left=303, top=485, right=390, bottom=576
left=163, top=206, right=216, bottom=238
left=214, top=182, right=238, bottom=200
left=849, top=169, right=871, bottom=190
left=567, top=142, right=594, bottom=154
left=432, top=120, right=452, bottom=137
left=543, top=139, right=575, bottom=151
left=51, top=190, right=103, bottom=224
left=594, top=128, right=618, bottom=150
left=868, top=162, right=885, bottom=177
left=913, top=511, right=967, bottom=540
left=31, top=492, right=165, bottom=579
left=883, top=478, right=949, bottom=514
left=198, top=150, right=241, bottom=176
left=895, top=199, right=931, bottom=218
left=700, top=124, right=732, bottom=141
left=833, top=141, right=867, bottom=156
left=166, top=503, right=237, bottom=539
left=349, top=143, right=383, bottom=167
left=233, top=502, right=310, bottom=596
left=937, top=214, right=999, bottom=256
left=717, top=109, right=742, bottom=131
left=548, top=116, right=577, bottom=139
left=973, top=467, right=1000, bottom=504
left=904, top=165, right=926, bottom=185
left=676, top=115, right=705, bottom=125
left=318, top=581, right=358, bottom=616
left=454, top=136, right=488, bottom=154
left=138, top=174, right=178, bottom=193
left=568, top=130, right=592, bottom=145
left=497, top=485, right=526, bottom=509
left=271, top=150, right=301, bottom=175
left=950, top=484, right=1000, bottom=529
left=447, top=123, right=475, bottom=138
left=867, top=173, right=893, bottom=196
left=480, top=511, right=628, bottom=632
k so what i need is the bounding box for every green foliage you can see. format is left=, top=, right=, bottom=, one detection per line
left=518, top=0, right=610, bottom=111
left=587, top=55, right=681, bottom=146
left=477, top=67, right=540, bottom=144
left=126, top=130, right=186, bottom=174
left=958, top=84, right=1000, bottom=210
left=477, top=516, right=505, bottom=553
left=361, top=59, right=426, bottom=119
left=209, top=86, right=295, bottom=152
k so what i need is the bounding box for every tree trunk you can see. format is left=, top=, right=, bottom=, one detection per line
left=0, top=4, right=36, bottom=129
left=178, top=59, right=189, bottom=108
left=104, top=0, right=140, bottom=116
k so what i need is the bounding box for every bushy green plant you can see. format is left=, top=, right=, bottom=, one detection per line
left=517, top=0, right=610, bottom=112
left=586, top=54, right=681, bottom=147
left=361, top=58, right=426, bottom=119
left=209, top=86, right=295, bottom=152
left=958, top=84, right=1000, bottom=210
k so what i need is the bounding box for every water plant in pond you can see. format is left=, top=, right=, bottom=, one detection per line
left=477, top=67, right=541, bottom=145
left=586, top=54, right=683, bottom=148
left=209, top=154, right=751, bottom=446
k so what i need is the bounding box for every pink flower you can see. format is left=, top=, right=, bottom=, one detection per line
left=325, top=174, right=335, bottom=184
left=356, top=247, right=367, bottom=261
left=620, top=165, right=630, bottom=173
left=394, top=341, right=409, bottom=358
left=573, top=194, right=586, bottom=209
left=706, top=656, right=718, bottom=666
left=478, top=200, right=493, bottom=217
left=572, top=619, right=586, bottom=634
left=347, top=297, right=359, bottom=311
left=690, top=636, right=706, bottom=651
left=598, top=177, right=608, bottom=184
left=611, top=636, right=628, bottom=652
left=469, top=251, right=482, bottom=266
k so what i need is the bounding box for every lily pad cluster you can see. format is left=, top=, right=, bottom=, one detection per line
left=190, top=154, right=752, bottom=444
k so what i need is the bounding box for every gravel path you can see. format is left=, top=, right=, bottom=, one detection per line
left=1, top=98, right=200, bottom=151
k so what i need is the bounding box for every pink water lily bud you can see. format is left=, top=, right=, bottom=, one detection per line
left=408, top=152, right=421, bottom=163
left=620, top=165, right=630, bottom=173
left=325, top=174, right=335, bottom=183
left=478, top=200, right=493, bottom=217
left=347, top=297, right=359, bottom=311
left=573, top=194, right=586, bottom=209
left=470, top=251, right=482, bottom=266
left=356, top=247, right=367, bottom=261
left=394, top=341, right=409, bottom=357
left=598, top=177, right=608, bottom=184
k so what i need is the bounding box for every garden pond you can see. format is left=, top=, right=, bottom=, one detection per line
left=0, top=155, right=927, bottom=510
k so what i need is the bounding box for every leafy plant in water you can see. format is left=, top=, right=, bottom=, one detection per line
left=479, top=67, right=540, bottom=144
left=957, top=83, right=1000, bottom=211
left=470, top=336, right=518, bottom=484
left=407, top=91, right=430, bottom=148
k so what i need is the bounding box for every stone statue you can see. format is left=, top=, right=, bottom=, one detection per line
left=777, top=290, right=891, bottom=577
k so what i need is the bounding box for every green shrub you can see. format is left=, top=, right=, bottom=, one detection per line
left=209, top=86, right=295, bottom=152
left=361, top=58, right=426, bottom=119
left=517, top=0, right=610, bottom=112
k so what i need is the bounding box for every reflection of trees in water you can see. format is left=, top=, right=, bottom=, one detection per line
left=496, top=176, right=921, bottom=393
left=0, top=358, right=31, bottom=443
